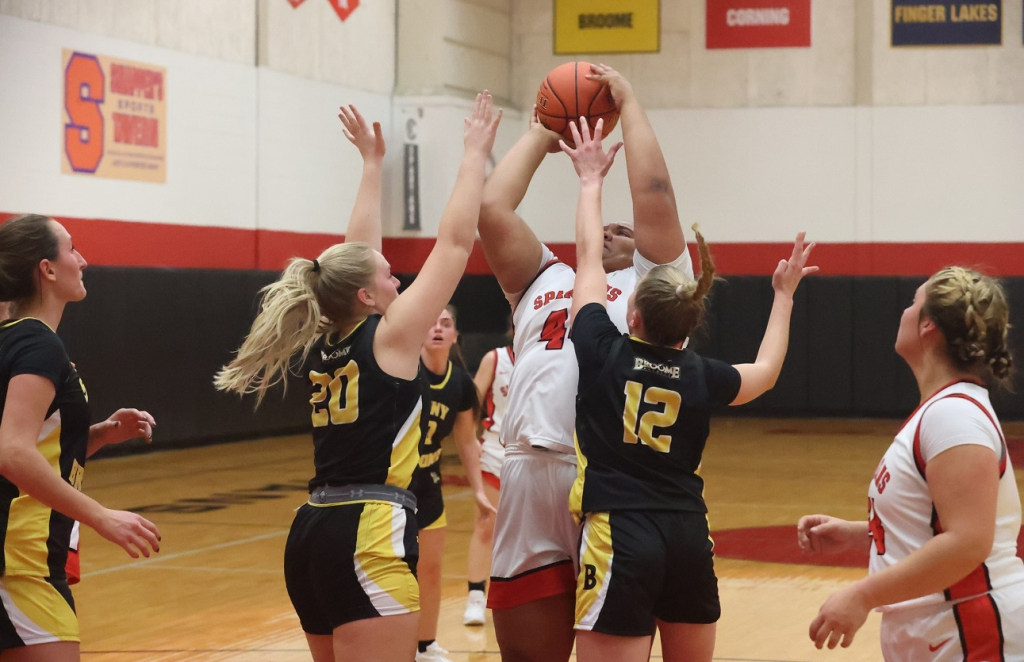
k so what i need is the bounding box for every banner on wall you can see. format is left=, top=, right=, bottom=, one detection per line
left=706, top=0, right=811, bottom=48
left=554, top=0, right=660, bottom=54
left=891, top=1, right=1001, bottom=46
left=61, top=49, right=167, bottom=183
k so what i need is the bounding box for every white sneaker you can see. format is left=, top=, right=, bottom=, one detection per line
left=463, top=589, right=487, bottom=626
left=415, top=641, right=453, bottom=662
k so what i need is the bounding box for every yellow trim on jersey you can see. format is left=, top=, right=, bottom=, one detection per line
left=569, top=432, right=587, bottom=522
left=354, top=503, right=419, bottom=613
left=386, top=398, right=423, bottom=490
left=0, top=317, right=51, bottom=331
left=428, top=361, right=453, bottom=390
left=4, top=420, right=62, bottom=577
left=575, top=512, right=613, bottom=630
left=324, top=317, right=368, bottom=348
left=628, top=335, right=684, bottom=350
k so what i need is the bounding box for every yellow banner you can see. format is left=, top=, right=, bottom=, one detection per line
left=554, top=0, right=660, bottom=54
left=61, top=49, right=167, bottom=183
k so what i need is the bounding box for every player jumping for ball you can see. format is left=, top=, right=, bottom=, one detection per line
left=478, top=64, right=691, bottom=662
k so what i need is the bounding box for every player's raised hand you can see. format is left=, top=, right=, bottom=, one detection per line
left=797, top=514, right=861, bottom=554
left=529, top=104, right=563, bottom=153
left=585, top=63, right=635, bottom=110
left=559, top=117, right=622, bottom=185
left=773, top=232, right=818, bottom=297
left=338, top=104, right=385, bottom=162
left=464, top=90, right=502, bottom=155
left=92, top=508, right=161, bottom=559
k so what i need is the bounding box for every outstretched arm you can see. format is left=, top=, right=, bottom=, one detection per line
left=479, top=107, right=561, bottom=296
left=472, top=349, right=497, bottom=402
left=562, top=118, right=623, bottom=322
left=338, top=104, right=386, bottom=251
left=587, top=64, right=685, bottom=265
left=731, top=234, right=817, bottom=405
left=375, top=93, right=502, bottom=379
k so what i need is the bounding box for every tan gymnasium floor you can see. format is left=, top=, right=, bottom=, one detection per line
left=72, top=417, right=1024, bottom=661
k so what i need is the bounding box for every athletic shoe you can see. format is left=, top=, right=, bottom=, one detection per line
left=463, top=589, right=486, bottom=626
left=415, top=641, right=453, bottom=662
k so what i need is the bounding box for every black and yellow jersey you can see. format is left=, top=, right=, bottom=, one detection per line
left=0, top=318, right=90, bottom=580
left=569, top=303, right=741, bottom=517
left=416, top=360, right=477, bottom=472
left=303, top=315, right=422, bottom=492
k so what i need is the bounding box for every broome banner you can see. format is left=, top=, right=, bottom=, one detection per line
left=706, top=0, right=812, bottom=49
left=891, top=1, right=1001, bottom=46
left=61, top=49, right=167, bottom=183
left=554, top=0, right=660, bottom=54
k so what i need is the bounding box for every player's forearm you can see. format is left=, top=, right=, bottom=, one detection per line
left=482, top=131, right=550, bottom=212
left=853, top=532, right=991, bottom=609
left=620, top=99, right=685, bottom=263
left=0, top=443, right=104, bottom=526
left=454, top=429, right=487, bottom=495
left=344, top=160, right=384, bottom=250
left=752, top=292, right=794, bottom=383
left=437, top=152, right=489, bottom=252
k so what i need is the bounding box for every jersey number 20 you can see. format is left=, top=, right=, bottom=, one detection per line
left=623, top=381, right=681, bottom=453
left=309, top=362, right=360, bottom=427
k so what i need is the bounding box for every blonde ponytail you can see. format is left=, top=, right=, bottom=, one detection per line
left=214, top=242, right=376, bottom=405
left=635, top=226, right=717, bottom=347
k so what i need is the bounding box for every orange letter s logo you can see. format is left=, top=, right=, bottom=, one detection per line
left=65, top=53, right=104, bottom=173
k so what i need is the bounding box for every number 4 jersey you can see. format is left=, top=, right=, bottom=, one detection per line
left=868, top=380, right=1024, bottom=612
left=303, top=315, right=423, bottom=493
left=569, top=303, right=740, bottom=518
left=504, top=246, right=692, bottom=456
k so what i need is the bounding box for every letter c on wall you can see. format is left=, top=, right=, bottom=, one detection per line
left=65, top=53, right=105, bottom=173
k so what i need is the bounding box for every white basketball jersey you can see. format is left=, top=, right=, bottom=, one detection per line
left=869, top=380, right=1024, bottom=612
left=481, top=346, right=514, bottom=441
left=503, top=246, right=693, bottom=455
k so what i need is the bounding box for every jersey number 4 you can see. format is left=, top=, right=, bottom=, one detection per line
left=309, top=362, right=360, bottom=427
left=623, top=381, right=681, bottom=453
left=539, top=309, right=569, bottom=350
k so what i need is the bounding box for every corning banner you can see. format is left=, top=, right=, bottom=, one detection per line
left=706, top=0, right=811, bottom=49
left=62, top=49, right=167, bottom=183
left=554, top=0, right=660, bottom=54
left=891, top=1, right=1001, bottom=46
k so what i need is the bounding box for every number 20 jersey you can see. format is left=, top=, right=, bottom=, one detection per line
left=303, top=315, right=423, bottom=493
left=504, top=247, right=692, bottom=456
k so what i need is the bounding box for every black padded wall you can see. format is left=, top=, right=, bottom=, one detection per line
left=55, top=269, right=1022, bottom=455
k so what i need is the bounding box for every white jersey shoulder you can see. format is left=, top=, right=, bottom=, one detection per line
left=869, top=381, right=1024, bottom=611
left=482, top=346, right=514, bottom=440
left=502, top=246, right=693, bottom=455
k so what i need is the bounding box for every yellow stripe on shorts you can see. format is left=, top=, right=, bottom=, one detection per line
left=0, top=575, right=79, bottom=645
left=575, top=512, right=614, bottom=630
left=353, top=502, right=419, bottom=615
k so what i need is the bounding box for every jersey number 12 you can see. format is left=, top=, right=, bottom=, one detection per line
left=623, top=381, right=680, bottom=453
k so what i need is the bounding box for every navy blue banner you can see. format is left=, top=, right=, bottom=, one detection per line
left=891, top=1, right=1001, bottom=46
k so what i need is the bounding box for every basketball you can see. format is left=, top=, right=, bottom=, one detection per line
left=536, top=61, right=619, bottom=147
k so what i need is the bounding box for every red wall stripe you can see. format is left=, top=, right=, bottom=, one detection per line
left=3, top=213, right=1023, bottom=277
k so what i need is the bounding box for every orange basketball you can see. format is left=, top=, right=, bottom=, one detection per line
left=536, top=61, right=619, bottom=147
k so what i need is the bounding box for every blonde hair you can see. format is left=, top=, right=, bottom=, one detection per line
left=923, top=266, right=1013, bottom=386
left=214, top=242, right=376, bottom=404
left=633, top=225, right=715, bottom=347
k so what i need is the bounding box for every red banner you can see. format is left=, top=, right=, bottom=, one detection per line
left=706, top=0, right=811, bottom=49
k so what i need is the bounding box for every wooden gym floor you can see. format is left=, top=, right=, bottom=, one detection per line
left=72, top=417, right=1024, bottom=661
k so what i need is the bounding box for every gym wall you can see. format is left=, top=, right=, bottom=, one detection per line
left=0, top=1, right=1021, bottom=451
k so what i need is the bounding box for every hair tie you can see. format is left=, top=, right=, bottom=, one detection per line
left=311, top=259, right=320, bottom=273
